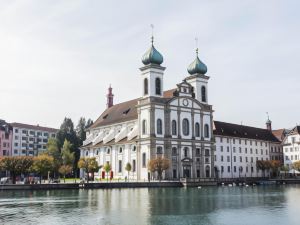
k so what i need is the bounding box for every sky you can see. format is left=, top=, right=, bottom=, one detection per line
left=0, top=0, right=299, bottom=130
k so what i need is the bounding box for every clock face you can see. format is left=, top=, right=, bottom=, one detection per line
left=183, top=99, right=189, bottom=106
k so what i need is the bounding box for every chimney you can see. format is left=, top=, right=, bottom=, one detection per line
left=106, top=84, right=114, bottom=108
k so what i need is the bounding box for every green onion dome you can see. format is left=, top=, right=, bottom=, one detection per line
left=142, top=38, right=163, bottom=65
left=187, top=49, right=207, bottom=75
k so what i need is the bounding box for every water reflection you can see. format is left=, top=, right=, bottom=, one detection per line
left=0, top=185, right=299, bottom=225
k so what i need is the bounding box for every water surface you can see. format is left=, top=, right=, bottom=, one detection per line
left=0, top=185, right=299, bottom=225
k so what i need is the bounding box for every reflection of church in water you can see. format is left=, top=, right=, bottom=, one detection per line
left=80, top=35, right=281, bottom=180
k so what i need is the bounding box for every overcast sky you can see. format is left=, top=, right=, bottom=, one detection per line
left=0, top=0, right=299, bottom=130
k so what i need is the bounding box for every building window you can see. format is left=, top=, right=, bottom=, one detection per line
left=157, top=146, right=163, bottom=154
left=172, top=147, right=177, bottom=155
left=227, top=166, right=230, bottom=173
left=227, top=156, right=230, bottom=162
left=205, top=149, right=210, bottom=156
left=132, top=160, right=136, bottom=172
left=155, top=77, right=161, bottom=95
left=142, top=120, right=147, bottom=135
left=119, top=147, right=123, bottom=154
left=172, top=120, right=177, bottom=135
left=144, top=78, right=148, bottom=95
left=142, top=153, right=146, bottom=167
left=157, top=119, right=162, bottom=135
left=118, top=160, right=122, bottom=173
left=195, top=123, right=200, bottom=137
left=184, top=147, right=188, bottom=158
left=204, top=124, right=209, bottom=138
left=196, top=148, right=200, bottom=156
left=182, top=119, right=189, bottom=136
left=221, top=156, right=224, bottom=162
left=201, top=86, right=206, bottom=102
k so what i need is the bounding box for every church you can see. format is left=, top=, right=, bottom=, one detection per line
left=80, top=37, right=282, bottom=180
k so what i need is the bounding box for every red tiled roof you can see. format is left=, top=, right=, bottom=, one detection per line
left=10, top=122, right=58, bottom=133
left=272, top=129, right=287, bottom=142
left=90, top=89, right=177, bottom=129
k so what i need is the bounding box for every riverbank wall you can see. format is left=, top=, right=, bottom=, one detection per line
left=0, top=181, right=183, bottom=191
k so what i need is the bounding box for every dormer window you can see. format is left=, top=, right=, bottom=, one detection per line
left=123, top=108, right=130, bottom=115
left=103, top=114, right=108, bottom=119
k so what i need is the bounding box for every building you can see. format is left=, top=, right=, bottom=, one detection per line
left=213, top=121, right=282, bottom=178
left=282, top=126, right=300, bottom=168
left=10, top=123, right=58, bottom=156
left=80, top=38, right=283, bottom=180
left=0, top=120, right=13, bottom=156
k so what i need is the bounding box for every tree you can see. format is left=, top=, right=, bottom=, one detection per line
left=59, top=165, right=73, bottom=183
left=292, top=161, right=300, bottom=171
left=269, top=160, right=281, bottom=178
left=76, top=117, right=86, bottom=145
left=148, top=157, right=170, bottom=181
left=46, top=138, right=62, bottom=177
left=86, top=119, right=93, bottom=129
left=78, top=157, right=100, bottom=183
left=32, top=155, right=54, bottom=184
left=103, top=162, right=111, bottom=182
left=257, top=160, right=269, bottom=177
left=88, top=158, right=100, bottom=181
left=57, top=117, right=80, bottom=175
left=281, top=165, right=289, bottom=177
left=61, top=139, right=75, bottom=166
left=78, top=157, right=90, bottom=182
left=0, top=156, right=33, bottom=184
left=125, top=162, right=132, bottom=181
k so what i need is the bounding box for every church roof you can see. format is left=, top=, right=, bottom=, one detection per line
left=213, top=121, right=280, bottom=143
left=90, top=89, right=177, bottom=129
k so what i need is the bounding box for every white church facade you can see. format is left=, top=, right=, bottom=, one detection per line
left=80, top=38, right=282, bottom=180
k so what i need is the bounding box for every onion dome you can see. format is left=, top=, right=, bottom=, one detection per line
left=142, top=37, right=163, bottom=66
left=187, top=49, right=207, bottom=75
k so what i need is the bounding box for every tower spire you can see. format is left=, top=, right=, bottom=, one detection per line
left=106, top=84, right=114, bottom=108
left=266, top=112, right=272, bottom=131
left=150, top=24, right=154, bottom=45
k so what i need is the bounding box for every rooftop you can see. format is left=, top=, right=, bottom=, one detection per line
left=10, top=122, right=58, bottom=133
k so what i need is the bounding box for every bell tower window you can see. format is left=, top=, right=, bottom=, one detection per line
left=157, top=119, right=162, bottom=135
left=201, top=86, right=206, bottom=102
left=144, top=78, right=148, bottom=95
left=155, top=77, right=161, bottom=95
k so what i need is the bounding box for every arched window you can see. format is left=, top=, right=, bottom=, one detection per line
left=195, top=122, right=200, bottom=137
left=142, top=120, right=147, bottom=135
left=184, top=147, right=189, bottom=158
left=155, top=77, right=161, bottom=95
left=172, top=147, right=177, bottom=155
left=172, top=120, right=177, bottom=135
left=157, top=119, right=162, bottom=135
left=182, top=119, right=189, bottom=136
left=144, top=78, right=148, bottom=95
left=204, top=124, right=209, bottom=138
left=157, top=146, right=163, bottom=154
left=201, top=86, right=206, bottom=102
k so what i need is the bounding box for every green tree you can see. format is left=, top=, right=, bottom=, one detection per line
left=57, top=117, right=80, bottom=175
left=103, top=162, right=111, bottom=182
left=281, top=165, right=289, bottom=177
left=86, top=119, right=93, bottom=129
left=61, top=139, right=75, bottom=166
left=148, top=157, right=170, bottom=181
left=125, top=162, right=132, bottom=181
left=58, top=165, right=73, bottom=183
left=32, top=155, right=54, bottom=184
left=76, top=117, right=86, bottom=145
left=46, top=138, right=62, bottom=177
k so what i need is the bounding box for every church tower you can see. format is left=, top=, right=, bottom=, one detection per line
left=185, top=47, right=209, bottom=104
left=140, top=34, right=165, bottom=98
left=106, top=84, right=114, bottom=108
